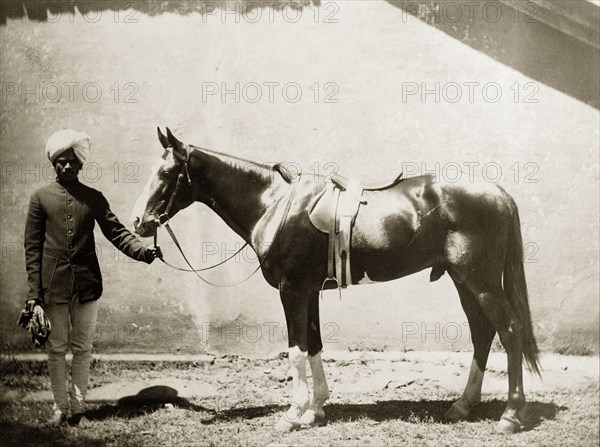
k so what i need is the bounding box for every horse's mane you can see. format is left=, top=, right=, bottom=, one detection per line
left=272, top=163, right=297, bottom=183
left=189, top=144, right=295, bottom=183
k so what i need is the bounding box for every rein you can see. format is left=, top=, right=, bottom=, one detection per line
left=153, top=149, right=297, bottom=287
left=154, top=230, right=249, bottom=274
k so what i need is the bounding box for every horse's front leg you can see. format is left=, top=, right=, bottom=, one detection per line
left=299, top=352, right=329, bottom=426
left=300, top=291, right=329, bottom=426
left=276, top=282, right=311, bottom=432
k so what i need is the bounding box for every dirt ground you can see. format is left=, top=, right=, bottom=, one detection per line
left=1, top=351, right=598, bottom=446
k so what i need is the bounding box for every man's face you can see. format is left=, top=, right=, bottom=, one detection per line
left=53, top=149, right=82, bottom=182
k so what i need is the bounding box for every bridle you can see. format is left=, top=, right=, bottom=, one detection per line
left=151, top=147, right=297, bottom=287
left=155, top=147, right=193, bottom=227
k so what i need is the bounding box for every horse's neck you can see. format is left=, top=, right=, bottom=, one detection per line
left=190, top=148, right=280, bottom=242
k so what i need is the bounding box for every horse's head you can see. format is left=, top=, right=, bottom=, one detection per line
left=130, top=127, right=195, bottom=237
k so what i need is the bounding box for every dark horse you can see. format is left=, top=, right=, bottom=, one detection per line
left=131, top=128, right=540, bottom=433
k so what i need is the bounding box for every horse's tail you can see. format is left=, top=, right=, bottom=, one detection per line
left=501, top=187, right=541, bottom=376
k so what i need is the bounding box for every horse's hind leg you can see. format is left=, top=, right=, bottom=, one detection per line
left=446, top=281, right=496, bottom=422
left=465, top=277, right=526, bottom=433
left=299, top=291, right=330, bottom=426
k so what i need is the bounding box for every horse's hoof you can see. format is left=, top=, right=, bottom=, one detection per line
left=495, top=415, right=522, bottom=434
left=275, top=416, right=301, bottom=432
left=299, top=409, right=327, bottom=427
left=444, top=401, right=471, bottom=422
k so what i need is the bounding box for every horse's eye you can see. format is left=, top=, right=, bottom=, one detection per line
left=160, top=170, right=172, bottom=180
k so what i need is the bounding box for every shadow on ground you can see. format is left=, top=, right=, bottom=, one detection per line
left=0, top=386, right=214, bottom=447
left=192, top=398, right=566, bottom=431
left=0, top=392, right=568, bottom=446
left=0, top=422, right=106, bottom=447
left=324, top=399, right=566, bottom=431
left=84, top=385, right=214, bottom=421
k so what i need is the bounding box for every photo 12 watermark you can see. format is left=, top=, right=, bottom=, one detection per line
left=0, top=2, right=142, bottom=24
left=401, top=81, right=540, bottom=104
left=64, top=318, right=545, bottom=349
left=0, top=1, right=341, bottom=24
left=57, top=320, right=338, bottom=348
left=1, top=81, right=140, bottom=104
left=200, top=1, right=340, bottom=24
left=201, top=81, right=339, bottom=104
left=401, top=161, right=540, bottom=184
left=399, top=1, right=540, bottom=25
left=1, top=161, right=141, bottom=184
left=400, top=320, right=543, bottom=345
left=1, top=237, right=541, bottom=266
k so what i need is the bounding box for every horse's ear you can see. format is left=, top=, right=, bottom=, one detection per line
left=166, top=127, right=186, bottom=159
left=157, top=127, right=169, bottom=149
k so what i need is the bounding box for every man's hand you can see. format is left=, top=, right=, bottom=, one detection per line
left=145, top=245, right=163, bottom=263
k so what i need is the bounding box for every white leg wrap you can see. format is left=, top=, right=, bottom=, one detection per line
left=299, top=352, right=329, bottom=425
left=462, top=358, right=485, bottom=405
left=276, top=346, right=309, bottom=431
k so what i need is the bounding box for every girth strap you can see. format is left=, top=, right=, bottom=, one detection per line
left=328, top=188, right=341, bottom=279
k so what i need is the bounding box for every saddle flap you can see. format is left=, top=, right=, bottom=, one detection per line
left=309, top=183, right=337, bottom=233
left=337, top=180, right=363, bottom=218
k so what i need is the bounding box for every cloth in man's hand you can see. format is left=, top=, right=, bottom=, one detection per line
left=17, top=299, right=51, bottom=347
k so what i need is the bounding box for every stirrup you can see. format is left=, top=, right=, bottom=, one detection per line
left=320, top=277, right=342, bottom=300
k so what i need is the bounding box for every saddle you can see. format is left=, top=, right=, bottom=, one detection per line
left=309, top=171, right=403, bottom=289
left=331, top=172, right=404, bottom=192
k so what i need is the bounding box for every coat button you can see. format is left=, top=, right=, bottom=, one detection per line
left=69, top=245, right=74, bottom=249
left=67, top=215, right=72, bottom=219
left=68, top=230, right=73, bottom=234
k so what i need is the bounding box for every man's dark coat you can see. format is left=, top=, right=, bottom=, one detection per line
left=24, top=179, right=151, bottom=304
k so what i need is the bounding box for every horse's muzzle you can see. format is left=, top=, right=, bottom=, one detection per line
left=132, top=216, right=159, bottom=237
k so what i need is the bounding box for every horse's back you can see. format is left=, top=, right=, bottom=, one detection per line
left=351, top=175, right=512, bottom=283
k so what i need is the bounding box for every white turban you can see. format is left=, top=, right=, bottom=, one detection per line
left=45, top=129, right=91, bottom=163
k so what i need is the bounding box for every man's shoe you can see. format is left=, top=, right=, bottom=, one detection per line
left=68, top=413, right=84, bottom=426
left=46, top=410, right=68, bottom=426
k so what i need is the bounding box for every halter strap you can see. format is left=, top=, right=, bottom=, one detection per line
left=157, top=146, right=196, bottom=224
left=159, top=172, right=184, bottom=224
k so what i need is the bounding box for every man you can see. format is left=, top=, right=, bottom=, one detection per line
left=24, top=129, right=161, bottom=426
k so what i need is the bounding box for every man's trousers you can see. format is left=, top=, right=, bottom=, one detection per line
left=45, top=294, right=98, bottom=415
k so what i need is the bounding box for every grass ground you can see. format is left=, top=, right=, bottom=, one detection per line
left=1, top=354, right=598, bottom=447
